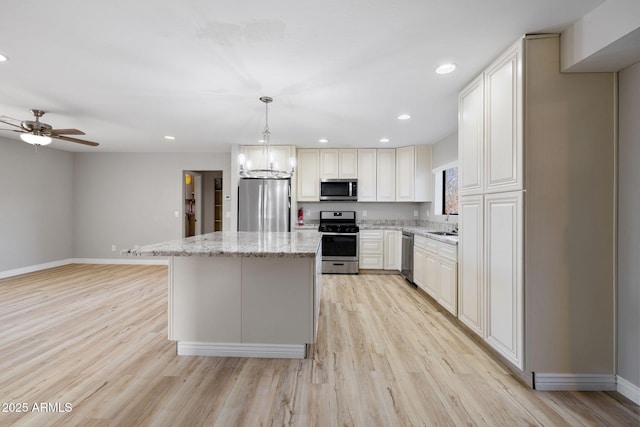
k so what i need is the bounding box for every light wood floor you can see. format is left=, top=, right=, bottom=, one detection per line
left=0, top=264, right=637, bottom=426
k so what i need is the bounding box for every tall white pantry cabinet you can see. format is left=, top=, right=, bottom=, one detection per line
left=457, top=34, right=615, bottom=388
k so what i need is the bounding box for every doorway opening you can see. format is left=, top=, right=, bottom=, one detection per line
left=183, top=170, right=223, bottom=237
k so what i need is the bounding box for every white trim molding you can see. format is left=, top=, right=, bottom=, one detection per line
left=176, top=342, right=307, bottom=359
left=617, top=375, right=640, bottom=405
left=534, top=373, right=617, bottom=391
left=0, top=258, right=74, bottom=279
left=71, top=258, right=169, bottom=266
left=0, top=257, right=169, bottom=279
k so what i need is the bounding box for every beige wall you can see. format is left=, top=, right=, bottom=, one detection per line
left=524, top=35, right=615, bottom=374
left=73, top=152, right=232, bottom=259
left=617, top=60, right=640, bottom=389
left=0, top=138, right=75, bottom=273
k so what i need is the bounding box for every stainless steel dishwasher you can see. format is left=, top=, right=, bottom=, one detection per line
left=401, top=231, right=414, bottom=284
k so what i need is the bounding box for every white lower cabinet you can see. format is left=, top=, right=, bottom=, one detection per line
left=414, top=235, right=458, bottom=316
left=383, top=230, right=401, bottom=271
left=458, top=195, right=484, bottom=337
left=359, top=230, right=384, bottom=269
left=484, top=191, right=523, bottom=370
left=359, top=229, right=401, bottom=271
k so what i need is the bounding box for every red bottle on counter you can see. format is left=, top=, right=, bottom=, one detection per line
left=298, top=208, right=304, bottom=226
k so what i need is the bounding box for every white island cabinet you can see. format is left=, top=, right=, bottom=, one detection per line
left=125, top=231, right=322, bottom=359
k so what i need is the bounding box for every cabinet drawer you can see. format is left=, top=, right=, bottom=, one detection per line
left=360, top=230, right=384, bottom=239
left=360, top=239, right=383, bottom=254
left=414, top=235, right=428, bottom=249
left=439, top=243, right=458, bottom=261
left=359, top=254, right=383, bottom=269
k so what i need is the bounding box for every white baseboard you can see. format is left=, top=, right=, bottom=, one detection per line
left=177, top=342, right=307, bottom=359
left=534, top=373, right=617, bottom=391
left=0, top=257, right=169, bottom=279
left=617, top=375, right=640, bottom=405
left=0, top=258, right=74, bottom=279
left=71, top=258, right=169, bottom=266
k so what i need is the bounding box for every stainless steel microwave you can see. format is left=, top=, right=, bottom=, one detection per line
left=320, top=179, right=358, bottom=201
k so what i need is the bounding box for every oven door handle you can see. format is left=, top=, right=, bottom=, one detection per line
left=321, top=232, right=359, bottom=236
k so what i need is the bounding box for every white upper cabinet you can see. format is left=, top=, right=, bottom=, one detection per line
left=357, top=149, right=377, bottom=202
left=297, top=149, right=320, bottom=201
left=338, top=149, right=358, bottom=179
left=319, top=149, right=358, bottom=179
left=395, top=145, right=432, bottom=202
left=376, top=149, right=396, bottom=201
left=319, top=149, right=339, bottom=179
left=458, top=75, right=485, bottom=196
left=395, top=146, right=415, bottom=201
left=484, top=41, right=523, bottom=193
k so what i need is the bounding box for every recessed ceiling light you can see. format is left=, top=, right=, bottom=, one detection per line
left=380, top=138, right=390, bottom=143
left=318, top=138, right=328, bottom=143
left=435, top=63, right=456, bottom=74
left=258, top=139, right=266, bottom=143
left=398, top=114, right=411, bottom=120
left=0, top=53, right=8, bottom=62
left=164, top=135, right=176, bottom=140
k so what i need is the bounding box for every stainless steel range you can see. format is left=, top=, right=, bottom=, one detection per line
left=319, top=211, right=359, bottom=274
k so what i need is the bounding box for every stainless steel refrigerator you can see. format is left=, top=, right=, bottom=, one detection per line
left=238, top=178, right=290, bottom=232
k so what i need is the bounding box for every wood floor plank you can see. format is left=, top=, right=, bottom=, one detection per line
left=0, top=265, right=638, bottom=426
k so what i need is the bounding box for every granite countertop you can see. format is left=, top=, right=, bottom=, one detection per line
left=358, top=223, right=458, bottom=245
left=123, top=231, right=322, bottom=258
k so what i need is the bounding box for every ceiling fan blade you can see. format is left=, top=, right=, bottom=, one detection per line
left=0, top=116, right=24, bottom=129
left=53, top=135, right=99, bottom=147
left=50, top=128, right=86, bottom=136
left=0, top=128, right=24, bottom=133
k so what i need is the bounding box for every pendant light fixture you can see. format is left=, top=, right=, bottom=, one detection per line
left=238, top=96, right=296, bottom=179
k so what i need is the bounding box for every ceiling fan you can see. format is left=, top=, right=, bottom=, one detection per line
left=0, top=109, right=99, bottom=147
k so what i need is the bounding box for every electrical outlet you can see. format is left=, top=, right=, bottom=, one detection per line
left=414, top=210, right=419, bottom=217
left=174, top=210, right=179, bottom=218
left=362, top=210, right=367, bottom=217
left=225, top=211, right=231, bottom=219
left=111, top=245, right=116, bottom=252
left=305, top=209, right=310, bottom=216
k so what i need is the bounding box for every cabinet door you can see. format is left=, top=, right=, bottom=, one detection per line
left=458, top=195, right=484, bottom=337
left=424, top=251, right=439, bottom=299
left=376, top=149, right=396, bottom=201
left=484, top=40, right=523, bottom=193
left=485, top=191, right=523, bottom=369
left=297, top=149, right=320, bottom=201
left=395, top=146, right=415, bottom=201
left=319, top=149, right=339, bottom=179
left=438, top=258, right=458, bottom=316
left=357, top=149, right=377, bottom=201
left=339, top=149, right=358, bottom=179
left=413, top=246, right=426, bottom=289
left=459, top=75, right=485, bottom=196
left=383, top=230, right=401, bottom=271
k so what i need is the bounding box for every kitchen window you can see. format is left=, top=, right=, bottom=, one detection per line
left=442, top=166, right=459, bottom=215
left=433, top=162, right=459, bottom=216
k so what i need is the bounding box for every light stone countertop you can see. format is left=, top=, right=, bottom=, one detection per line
left=123, top=231, right=322, bottom=258
left=358, top=224, right=458, bottom=245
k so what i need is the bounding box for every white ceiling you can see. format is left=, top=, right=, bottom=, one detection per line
left=0, top=0, right=604, bottom=152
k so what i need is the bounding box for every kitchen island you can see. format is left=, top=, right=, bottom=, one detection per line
left=125, top=231, right=322, bottom=359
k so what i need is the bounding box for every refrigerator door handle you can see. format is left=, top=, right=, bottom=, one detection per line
left=258, top=181, right=264, bottom=233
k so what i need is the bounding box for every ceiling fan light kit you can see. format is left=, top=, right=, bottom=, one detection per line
left=20, top=133, right=52, bottom=145
left=0, top=109, right=99, bottom=147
